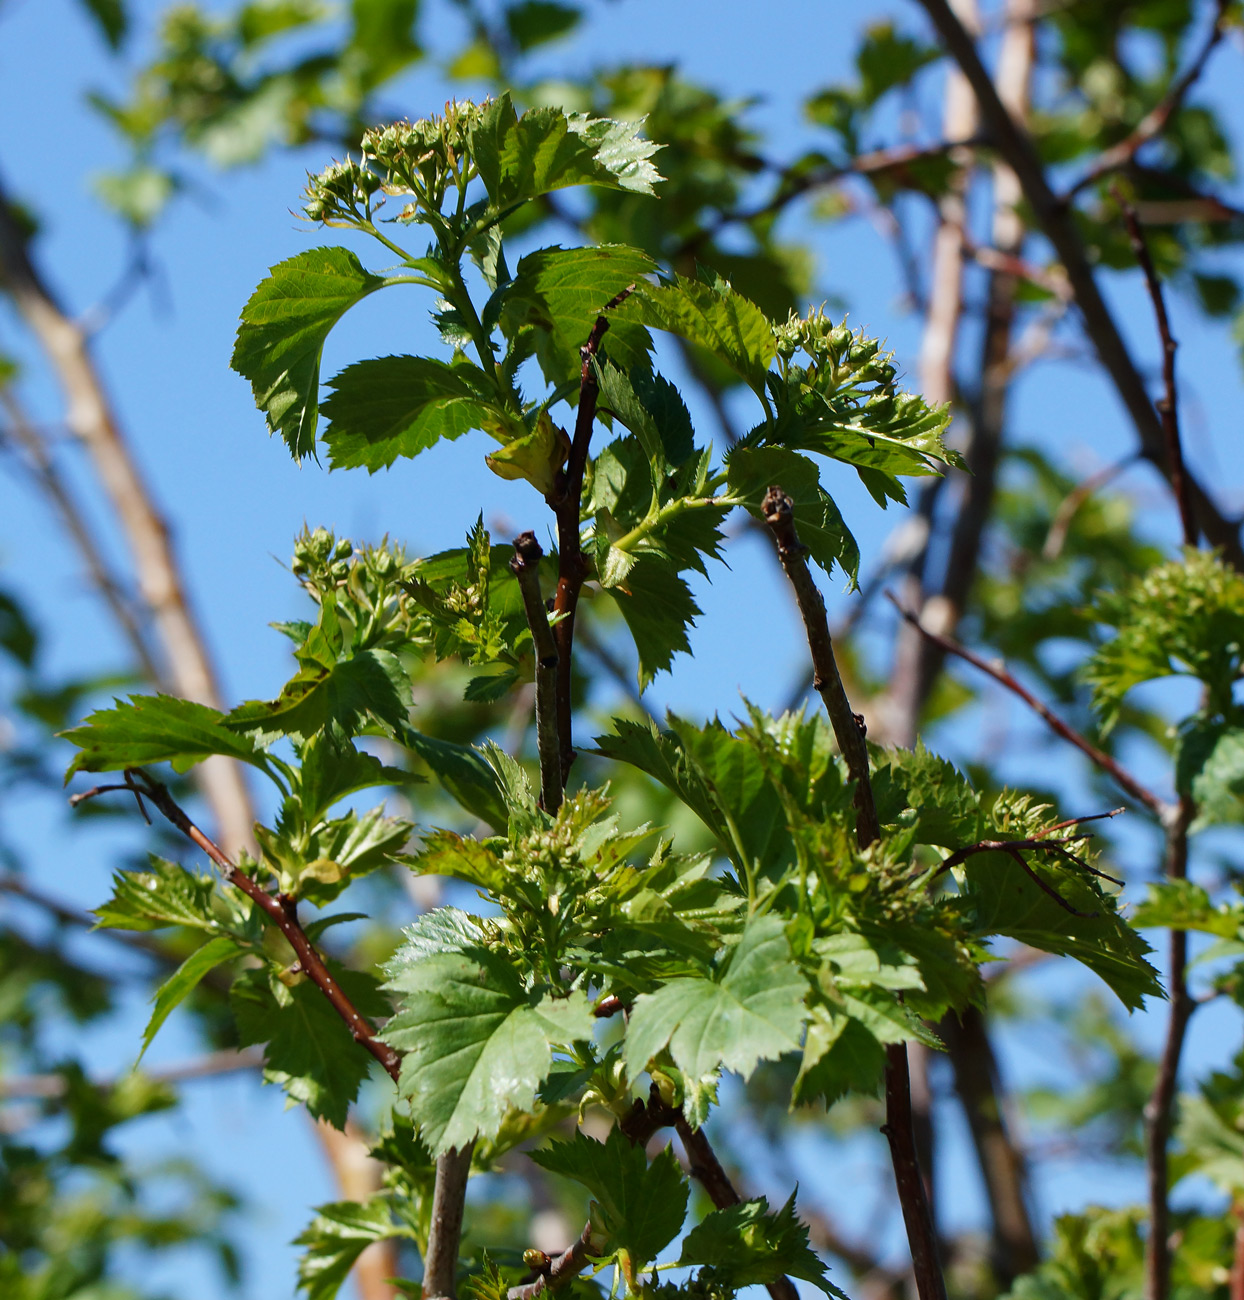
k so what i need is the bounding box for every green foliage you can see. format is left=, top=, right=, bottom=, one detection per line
left=295, top=1198, right=415, bottom=1300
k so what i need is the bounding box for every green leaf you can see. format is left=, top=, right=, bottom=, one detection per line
left=505, top=0, right=580, bottom=50
left=398, top=726, right=508, bottom=832
left=231, top=247, right=388, bottom=460
left=381, top=946, right=594, bottom=1153
left=613, top=273, right=776, bottom=395
left=595, top=715, right=792, bottom=879
left=1132, top=880, right=1244, bottom=939
left=1176, top=719, right=1244, bottom=829
left=1176, top=1094, right=1244, bottom=1196
left=231, top=964, right=391, bottom=1129
left=296, top=727, right=421, bottom=825
left=678, top=1194, right=843, bottom=1297
left=726, top=445, right=860, bottom=581
left=472, top=93, right=661, bottom=212
left=960, top=850, right=1161, bottom=1012
left=94, top=858, right=219, bottom=933
left=295, top=1197, right=409, bottom=1300
left=502, top=245, right=656, bottom=386
left=77, top=0, right=127, bottom=48
left=625, top=915, right=806, bottom=1086
left=595, top=362, right=694, bottom=470
left=396, top=908, right=486, bottom=961
left=322, top=356, right=502, bottom=472
left=531, top=1127, right=688, bottom=1267
left=229, top=648, right=412, bottom=742
left=63, top=693, right=268, bottom=778
left=793, top=1009, right=886, bottom=1109
left=608, top=561, right=700, bottom=688
left=140, top=935, right=241, bottom=1061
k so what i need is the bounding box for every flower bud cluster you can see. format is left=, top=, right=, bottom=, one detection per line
left=360, top=101, right=485, bottom=220
left=301, top=158, right=381, bottom=226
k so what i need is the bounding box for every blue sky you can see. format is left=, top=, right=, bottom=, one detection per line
left=2, top=0, right=1244, bottom=1296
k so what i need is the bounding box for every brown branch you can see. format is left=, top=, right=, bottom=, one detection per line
left=510, top=532, right=562, bottom=812
left=425, top=1143, right=475, bottom=1300
left=887, top=592, right=1168, bottom=819
left=546, top=286, right=634, bottom=785
left=1145, top=796, right=1195, bottom=1300
left=762, top=488, right=878, bottom=844
left=762, top=488, right=943, bottom=1300
left=1042, top=455, right=1139, bottom=561
left=0, top=391, right=159, bottom=680
left=672, top=1118, right=798, bottom=1300
left=0, top=171, right=256, bottom=853
left=913, top=0, right=1243, bottom=568
left=881, top=1042, right=948, bottom=1300
left=1065, top=0, right=1230, bottom=200
left=1115, top=190, right=1197, bottom=547
left=76, top=770, right=402, bottom=1083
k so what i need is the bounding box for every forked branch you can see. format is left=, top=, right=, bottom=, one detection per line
left=511, top=531, right=562, bottom=812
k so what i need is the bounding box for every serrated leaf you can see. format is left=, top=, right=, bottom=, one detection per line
left=231, top=247, right=388, bottom=459
left=381, top=947, right=594, bottom=1153
left=321, top=356, right=502, bottom=472
left=229, top=648, right=412, bottom=742
left=500, top=244, right=656, bottom=387
left=398, top=726, right=508, bottom=831
left=296, top=727, right=421, bottom=825
left=140, top=935, right=241, bottom=1061
left=1132, top=879, right=1244, bottom=939
left=531, top=1127, right=688, bottom=1267
left=625, top=915, right=806, bottom=1085
left=961, top=852, right=1161, bottom=1011
left=793, top=1008, right=886, bottom=1109
left=608, top=560, right=700, bottom=688
left=678, top=1194, right=843, bottom=1297
left=1176, top=720, right=1244, bottom=830
left=726, top=445, right=859, bottom=581
left=613, top=273, right=776, bottom=395
left=596, top=362, right=694, bottom=470
left=231, top=964, right=391, bottom=1129
left=295, top=1197, right=409, bottom=1300
left=94, top=858, right=219, bottom=933
left=472, top=93, right=661, bottom=212
left=63, top=693, right=268, bottom=778
left=391, top=908, right=485, bottom=962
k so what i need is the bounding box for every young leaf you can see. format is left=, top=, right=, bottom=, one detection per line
left=501, top=244, right=656, bottom=384
left=295, top=1197, right=408, bottom=1300
left=530, top=1127, right=688, bottom=1268
left=231, top=964, right=391, bottom=1129
left=472, top=93, right=661, bottom=213
left=381, top=946, right=594, bottom=1154
left=595, top=362, right=695, bottom=470
left=612, top=272, right=776, bottom=396
left=63, top=693, right=267, bottom=778
left=295, top=726, right=421, bottom=826
left=231, top=247, right=388, bottom=460
left=139, top=934, right=241, bottom=1061
left=625, top=915, right=807, bottom=1087
left=678, top=1194, right=844, bottom=1297
left=94, top=857, right=219, bottom=933
left=321, top=356, right=504, bottom=472
left=397, top=726, right=508, bottom=832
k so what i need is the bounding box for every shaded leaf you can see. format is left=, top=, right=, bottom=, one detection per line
left=140, top=935, right=241, bottom=1060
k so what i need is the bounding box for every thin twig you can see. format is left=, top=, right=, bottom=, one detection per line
left=913, top=0, right=1242, bottom=567
left=887, top=592, right=1168, bottom=819
left=0, top=1047, right=264, bottom=1100
left=73, top=770, right=402, bottom=1083
left=1042, top=455, right=1138, bottom=561
left=546, top=285, right=634, bottom=785
left=1115, top=189, right=1197, bottom=547
left=510, top=532, right=562, bottom=812
left=1065, top=0, right=1230, bottom=200
left=1145, top=796, right=1195, bottom=1300
left=762, top=488, right=944, bottom=1300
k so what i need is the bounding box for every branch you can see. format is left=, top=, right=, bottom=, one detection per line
left=1145, top=796, right=1195, bottom=1300
left=0, top=1047, right=264, bottom=1100
left=75, top=770, right=402, bottom=1083
left=0, top=169, right=256, bottom=853
left=424, top=1143, right=475, bottom=1300
left=912, top=0, right=1243, bottom=568
left=546, top=286, right=634, bottom=784
left=510, top=532, right=562, bottom=811
left=761, top=488, right=944, bottom=1300
left=1115, top=190, right=1197, bottom=547
left=674, top=1118, right=799, bottom=1300
left=887, top=592, right=1168, bottom=819
left=1065, top=0, right=1230, bottom=200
